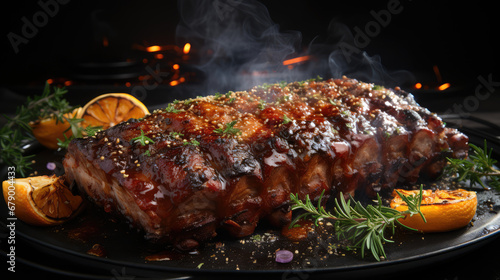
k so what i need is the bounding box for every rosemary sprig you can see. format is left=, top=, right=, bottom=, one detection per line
left=0, top=126, right=35, bottom=177
left=444, top=140, right=500, bottom=190
left=1, top=81, right=76, bottom=176
left=1, top=81, right=107, bottom=175
left=290, top=186, right=425, bottom=261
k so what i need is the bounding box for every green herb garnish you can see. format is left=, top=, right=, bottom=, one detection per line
left=307, top=75, right=323, bottom=83
left=282, top=114, right=292, bottom=124
left=444, top=140, right=500, bottom=190
left=214, top=120, right=241, bottom=136
left=258, top=100, right=267, bottom=110
left=84, top=125, right=103, bottom=137
left=289, top=186, right=425, bottom=261
left=1, top=81, right=96, bottom=175
left=183, top=139, right=200, bottom=146
left=165, top=103, right=180, bottom=113
left=169, top=131, right=184, bottom=138
left=130, top=129, right=155, bottom=146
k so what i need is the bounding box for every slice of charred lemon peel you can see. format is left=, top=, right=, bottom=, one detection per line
left=390, top=189, right=477, bottom=233
left=77, top=93, right=149, bottom=130
left=2, top=175, right=84, bottom=226
left=30, top=107, right=82, bottom=150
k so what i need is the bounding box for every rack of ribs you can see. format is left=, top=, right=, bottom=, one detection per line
left=63, top=77, right=468, bottom=250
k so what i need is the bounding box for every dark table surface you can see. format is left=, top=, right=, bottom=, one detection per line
left=2, top=230, right=500, bottom=280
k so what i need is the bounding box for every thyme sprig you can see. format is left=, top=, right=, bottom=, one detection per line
left=290, top=186, right=425, bottom=261
left=130, top=129, right=155, bottom=146
left=214, top=120, right=241, bottom=136
left=1, top=81, right=79, bottom=176
left=444, top=140, right=500, bottom=190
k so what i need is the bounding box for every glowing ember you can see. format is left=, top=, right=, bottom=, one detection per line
left=183, top=43, right=191, bottom=54
left=282, top=55, right=312, bottom=66
left=146, top=45, right=161, bottom=52
left=102, top=37, right=109, bottom=47
left=438, top=83, right=451, bottom=91
left=433, top=65, right=442, bottom=83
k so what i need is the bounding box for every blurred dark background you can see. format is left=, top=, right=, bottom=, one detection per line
left=1, top=0, right=499, bottom=112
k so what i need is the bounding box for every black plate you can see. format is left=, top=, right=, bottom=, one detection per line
left=1, top=117, right=500, bottom=279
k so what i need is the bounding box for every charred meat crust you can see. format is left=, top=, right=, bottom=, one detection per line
left=63, top=77, right=468, bottom=249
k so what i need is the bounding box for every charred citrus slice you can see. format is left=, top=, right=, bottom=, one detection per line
left=30, top=108, right=82, bottom=150
left=77, top=93, right=149, bottom=130
left=390, top=189, right=477, bottom=232
left=2, top=175, right=83, bottom=226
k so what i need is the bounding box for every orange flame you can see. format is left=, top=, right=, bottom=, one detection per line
left=414, top=83, right=422, bottom=89
left=283, top=55, right=311, bottom=66
left=183, top=43, right=191, bottom=54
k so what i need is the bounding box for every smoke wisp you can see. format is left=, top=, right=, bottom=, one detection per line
left=176, top=0, right=414, bottom=93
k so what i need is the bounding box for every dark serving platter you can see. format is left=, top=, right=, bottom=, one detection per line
left=1, top=115, right=500, bottom=279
